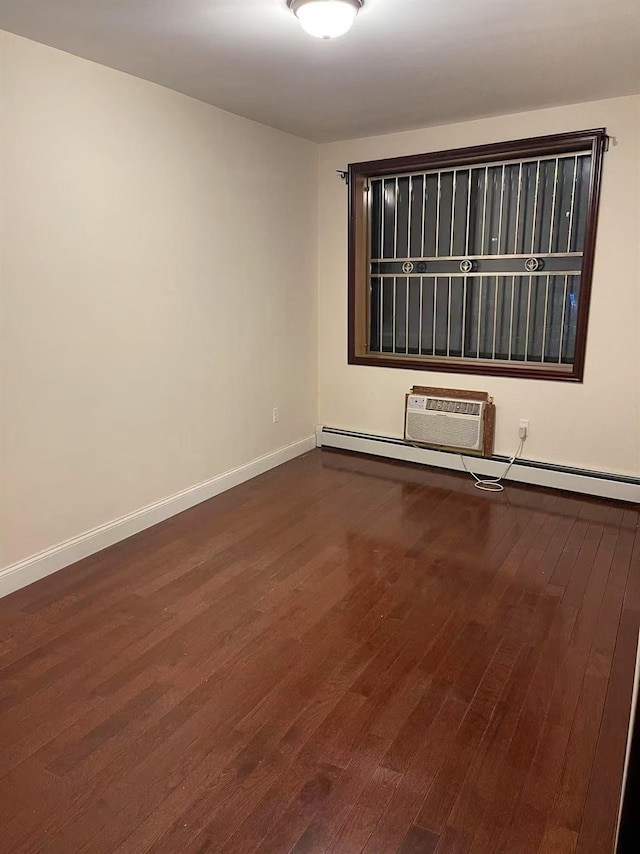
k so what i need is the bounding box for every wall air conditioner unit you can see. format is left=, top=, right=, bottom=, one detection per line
left=404, top=386, right=496, bottom=457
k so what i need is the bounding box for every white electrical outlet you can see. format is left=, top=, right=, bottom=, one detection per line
left=519, top=419, right=529, bottom=440
left=272, top=407, right=280, bottom=424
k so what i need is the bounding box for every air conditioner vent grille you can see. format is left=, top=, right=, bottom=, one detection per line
left=405, top=394, right=485, bottom=452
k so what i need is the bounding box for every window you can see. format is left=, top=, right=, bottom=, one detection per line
left=348, top=129, right=607, bottom=381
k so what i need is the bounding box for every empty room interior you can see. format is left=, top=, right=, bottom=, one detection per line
left=1, top=1, right=640, bottom=852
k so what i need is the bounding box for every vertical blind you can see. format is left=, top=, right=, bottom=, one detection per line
left=368, top=152, right=592, bottom=366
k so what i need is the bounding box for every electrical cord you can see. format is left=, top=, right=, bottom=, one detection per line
left=460, top=438, right=525, bottom=492
left=405, top=434, right=525, bottom=494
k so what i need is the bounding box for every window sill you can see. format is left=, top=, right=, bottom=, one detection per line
left=348, top=351, right=582, bottom=382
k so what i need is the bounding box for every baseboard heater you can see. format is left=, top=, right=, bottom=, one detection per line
left=317, top=426, right=640, bottom=504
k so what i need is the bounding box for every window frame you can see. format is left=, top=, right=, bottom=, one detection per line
left=347, top=128, right=607, bottom=382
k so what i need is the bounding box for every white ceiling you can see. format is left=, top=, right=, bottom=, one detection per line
left=0, top=0, right=638, bottom=142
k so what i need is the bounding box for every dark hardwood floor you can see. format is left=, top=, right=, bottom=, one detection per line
left=0, top=448, right=638, bottom=853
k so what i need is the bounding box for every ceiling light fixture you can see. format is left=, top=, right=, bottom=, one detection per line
left=288, top=0, right=363, bottom=40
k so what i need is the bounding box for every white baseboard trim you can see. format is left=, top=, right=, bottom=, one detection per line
left=0, top=435, right=316, bottom=600
left=317, top=425, right=640, bottom=504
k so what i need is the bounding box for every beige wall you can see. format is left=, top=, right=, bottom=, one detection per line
left=0, top=32, right=318, bottom=568
left=318, top=96, right=640, bottom=476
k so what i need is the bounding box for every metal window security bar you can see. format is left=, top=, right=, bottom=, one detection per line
left=367, top=152, right=592, bottom=367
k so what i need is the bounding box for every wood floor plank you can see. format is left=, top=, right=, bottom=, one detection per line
left=415, top=636, right=522, bottom=836
left=327, top=763, right=403, bottom=853
left=360, top=695, right=468, bottom=853
left=434, top=825, right=474, bottom=853
left=472, top=527, right=609, bottom=852
left=398, top=824, right=440, bottom=853
left=0, top=449, right=635, bottom=854
left=510, top=531, right=634, bottom=854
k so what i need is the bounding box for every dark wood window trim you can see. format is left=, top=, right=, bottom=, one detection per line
left=347, top=128, right=607, bottom=382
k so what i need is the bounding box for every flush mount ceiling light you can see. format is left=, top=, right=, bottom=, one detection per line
left=288, top=0, right=363, bottom=40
